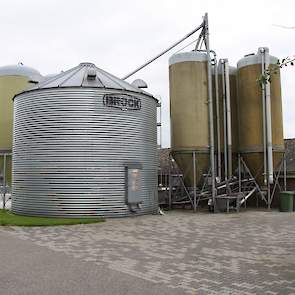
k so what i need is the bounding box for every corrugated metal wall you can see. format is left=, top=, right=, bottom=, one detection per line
left=12, top=88, right=158, bottom=217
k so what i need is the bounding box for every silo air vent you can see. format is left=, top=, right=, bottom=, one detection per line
left=87, top=68, right=96, bottom=80
left=131, top=79, right=148, bottom=88
left=244, top=53, right=255, bottom=57
left=28, top=80, right=39, bottom=84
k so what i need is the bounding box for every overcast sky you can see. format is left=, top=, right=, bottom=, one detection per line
left=1, top=0, right=294, bottom=147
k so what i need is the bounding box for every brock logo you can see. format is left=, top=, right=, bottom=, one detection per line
left=103, top=94, right=141, bottom=111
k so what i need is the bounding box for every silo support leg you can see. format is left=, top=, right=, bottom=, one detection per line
left=238, top=154, right=242, bottom=193
left=2, top=154, right=7, bottom=210
left=168, top=155, right=172, bottom=210
left=193, top=151, right=197, bottom=212
left=267, top=183, right=271, bottom=210
left=269, top=158, right=284, bottom=206
left=241, top=158, right=267, bottom=204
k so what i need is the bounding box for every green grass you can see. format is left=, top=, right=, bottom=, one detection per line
left=0, top=210, right=104, bottom=226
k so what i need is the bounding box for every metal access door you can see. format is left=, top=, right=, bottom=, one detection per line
left=125, top=163, right=142, bottom=206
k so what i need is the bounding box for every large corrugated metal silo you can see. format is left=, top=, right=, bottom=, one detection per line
left=0, top=64, right=42, bottom=187
left=169, top=51, right=209, bottom=187
left=12, top=62, right=158, bottom=217
left=237, top=48, right=284, bottom=185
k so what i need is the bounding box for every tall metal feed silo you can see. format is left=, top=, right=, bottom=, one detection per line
left=214, top=60, right=238, bottom=179
left=237, top=48, right=284, bottom=185
left=12, top=62, right=158, bottom=217
left=169, top=51, right=210, bottom=187
left=0, top=64, right=42, bottom=188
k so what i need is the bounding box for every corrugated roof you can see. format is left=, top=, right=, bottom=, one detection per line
left=28, top=62, right=153, bottom=97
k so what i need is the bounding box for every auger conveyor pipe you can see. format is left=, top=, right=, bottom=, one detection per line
left=122, top=22, right=205, bottom=80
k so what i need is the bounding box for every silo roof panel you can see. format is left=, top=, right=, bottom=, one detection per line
left=27, top=62, right=153, bottom=97
left=237, top=47, right=278, bottom=69
left=169, top=51, right=208, bottom=66
left=59, top=66, right=88, bottom=87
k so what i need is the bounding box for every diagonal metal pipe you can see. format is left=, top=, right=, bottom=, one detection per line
left=122, top=22, right=205, bottom=80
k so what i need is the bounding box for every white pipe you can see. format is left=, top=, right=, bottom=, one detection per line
left=263, top=48, right=274, bottom=184
left=224, top=59, right=232, bottom=178
left=221, top=60, right=228, bottom=179
left=214, top=61, right=221, bottom=179
left=260, top=50, right=267, bottom=186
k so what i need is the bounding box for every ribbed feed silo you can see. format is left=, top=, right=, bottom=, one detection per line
left=214, top=60, right=238, bottom=179
left=0, top=64, right=42, bottom=188
left=169, top=51, right=209, bottom=187
left=12, top=62, right=158, bottom=217
left=237, top=47, right=284, bottom=185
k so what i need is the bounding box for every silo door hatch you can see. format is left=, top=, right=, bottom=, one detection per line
left=125, top=164, right=142, bottom=211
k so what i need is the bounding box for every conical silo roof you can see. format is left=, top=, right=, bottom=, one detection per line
left=27, top=62, right=153, bottom=97
left=0, top=64, right=43, bottom=81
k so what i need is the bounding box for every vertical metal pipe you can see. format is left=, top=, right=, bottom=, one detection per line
left=214, top=61, right=221, bottom=179
left=267, top=182, right=271, bottom=210
left=221, top=60, right=228, bottom=180
left=160, top=100, right=162, bottom=148
left=264, top=48, right=274, bottom=186
left=193, top=151, right=197, bottom=212
left=168, top=155, right=172, bottom=210
left=3, top=154, right=6, bottom=210
left=157, top=100, right=162, bottom=148
left=283, top=153, right=287, bottom=191
left=204, top=13, right=216, bottom=211
left=261, top=50, right=267, bottom=186
left=260, top=47, right=274, bottom=209
left=224, top=59, right=232, bottom=178
left=238, top=153, right=241, bottom=193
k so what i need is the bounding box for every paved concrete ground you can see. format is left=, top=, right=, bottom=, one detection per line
left=0, top=210, right=295, bottom=295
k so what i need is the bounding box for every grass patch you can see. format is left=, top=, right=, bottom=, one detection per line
left=0, top=210, right=104, bottom=226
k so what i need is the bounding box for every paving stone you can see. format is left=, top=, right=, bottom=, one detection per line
left=1, top=210, right=295, bottom=294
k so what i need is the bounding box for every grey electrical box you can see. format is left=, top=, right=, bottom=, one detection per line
left=125, top=163, right=142, bottom=205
